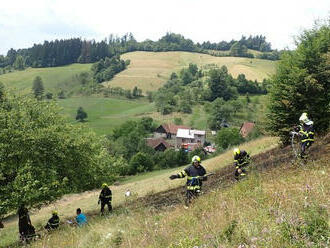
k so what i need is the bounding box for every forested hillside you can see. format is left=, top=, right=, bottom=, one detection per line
left=0, top=33, right=280, bottom=72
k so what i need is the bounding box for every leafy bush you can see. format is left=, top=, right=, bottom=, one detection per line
left=0, top=89, right=115, bottom=217
left=129, top=152, right=153, bottom=174
left=215, top=127, right=244, bottom=149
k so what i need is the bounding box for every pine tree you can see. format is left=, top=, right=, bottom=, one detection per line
left=76, top=107, right=88, bottom=122
left=32, top=76, right=44, bottom=99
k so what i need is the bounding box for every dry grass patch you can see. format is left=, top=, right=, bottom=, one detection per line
left=105, top=51, right=276, bottom=92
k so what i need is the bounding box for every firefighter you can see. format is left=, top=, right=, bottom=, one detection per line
left=17, top=205, right=35, bottom=242
left=233, top=148, right=250, bottom=180
left=45, top=210, right=60, bottom=230
left=98, top=183, right=112, bottom=214
left=169, top=155, right=207, bottom=206
left=298, top=113, right=314, bottom=158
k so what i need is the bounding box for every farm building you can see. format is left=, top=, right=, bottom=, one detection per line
left=240, top=122, right=255, bottom=137
left=155, top=123, right=190, bottom=139
left=145, top=138, right=172, bottom=152
left=176, top=129, right=206, bottom=149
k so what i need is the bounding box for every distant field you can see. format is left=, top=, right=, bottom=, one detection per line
left=58, top=97, right=155, bottom=135
left=57, top=94, right=266, bottom=136
left=105, top=51, right=276, bottom=92
left=0, top=63, right=92, bottom=93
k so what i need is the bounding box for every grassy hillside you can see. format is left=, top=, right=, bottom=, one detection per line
left=0, top=63, right=92, bottom=93
left=0, top=136, right=278, bottom=247
left=105, top=51, right=276, bottom=92
left=57, top=97, right=155, bottom=135
left=12, top=135, right=329, bottom=248
left=2, top=134, right=329, bottom=247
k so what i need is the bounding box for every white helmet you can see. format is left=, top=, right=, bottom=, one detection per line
left=299, top=113, right=309, bottom=124
left=191, top=155, right=201, bottom=163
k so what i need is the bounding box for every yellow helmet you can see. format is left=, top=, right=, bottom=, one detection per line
left=233, top=148, right=240, bottom=156
left=192, top=155, right=201, bottom=163
left=102, top=183, right=108, bottom=188
left=52, top=210, right=58, bottom=216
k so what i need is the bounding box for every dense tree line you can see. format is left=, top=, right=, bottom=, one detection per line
left=0, top=33, right=278, bottom=69
left=91, top=55, right=129, bottom=83
left=267, top=21, right=330, bottom=144
left=153, top=64, right=268, bottom=115
left=198, top=35, right=272, bottom=52
left=0, top=85, right=118, bottom=217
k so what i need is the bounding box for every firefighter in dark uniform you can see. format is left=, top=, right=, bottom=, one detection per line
left=297, top=113, right=314, bottom=158
left=17, top=205, right=35, bottom=242
left=98, top=183, right=112, bottom=214
left=233, top=148, right=250, bottom=180
left=45, top=210, right=60, bottom=230
left=169, top=155, right=207, bottom=206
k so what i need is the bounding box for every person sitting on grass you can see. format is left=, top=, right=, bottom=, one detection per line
left=75, top=208, right=87, bottom=227
left=45, top=210, right=60, bottom=230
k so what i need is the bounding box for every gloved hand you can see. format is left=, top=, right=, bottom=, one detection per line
left=169, top=174, right=178, bottom=180
left=201, top=175, right=207, bottom=181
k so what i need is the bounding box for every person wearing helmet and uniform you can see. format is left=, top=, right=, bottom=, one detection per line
left=297, top=113, right=314, bottom=158
left=45, top=210, right=60, bottom=230
left=169, top=155, right=207, bottom=206
left=233, top=148, right=250, bottom=181
left=98, top=183, right=112, bottom=214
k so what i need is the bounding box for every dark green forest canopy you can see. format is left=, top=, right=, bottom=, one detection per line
left=0, top=33, right=278, bottom=69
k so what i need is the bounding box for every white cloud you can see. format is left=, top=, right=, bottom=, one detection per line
left=0, top=0, right=329, bottom=55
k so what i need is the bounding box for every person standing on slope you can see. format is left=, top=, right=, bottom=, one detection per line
left=169, top=155, right=207, bottom=206
left=233, top=148, right=250, bottom=180
left=17, top=205, right=36, bottom=242
left=98, top=183, right=112, bottom=215
left=297, top=112, right=314, bottom=158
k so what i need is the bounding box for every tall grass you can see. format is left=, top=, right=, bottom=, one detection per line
left=27, top=154, right=328, bottom=248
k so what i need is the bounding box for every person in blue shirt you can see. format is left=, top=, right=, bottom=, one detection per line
left=75, top=208, right=87, bottom=227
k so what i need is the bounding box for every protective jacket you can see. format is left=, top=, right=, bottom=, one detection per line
left=234, top=150, right=250, bottom=169
left=99, top=187, right=112, bottom=203
left=177, top=164, right=207, bottom=191
left=45, top=215, right=60, bottom=230
left=18, top=206, right=35, bottom=240
left=299, top=124, right=314, bottom=144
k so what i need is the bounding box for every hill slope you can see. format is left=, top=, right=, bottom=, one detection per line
left=27, top=134, right=329, bottom=248
left=0, top=136, right=278, bottom=247
left=105, top=51, right=276, bottom=92
left=0, top=63, right=92, bottom=93
left=58, top=97, right=155, bottom=135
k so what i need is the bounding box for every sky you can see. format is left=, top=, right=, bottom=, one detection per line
left=0, top=0, right=329, bottom=55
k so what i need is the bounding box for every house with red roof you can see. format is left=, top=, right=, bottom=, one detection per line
left=155, top=123, right=191, bottom=139
left=145, top=138, right=172, bottom=152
